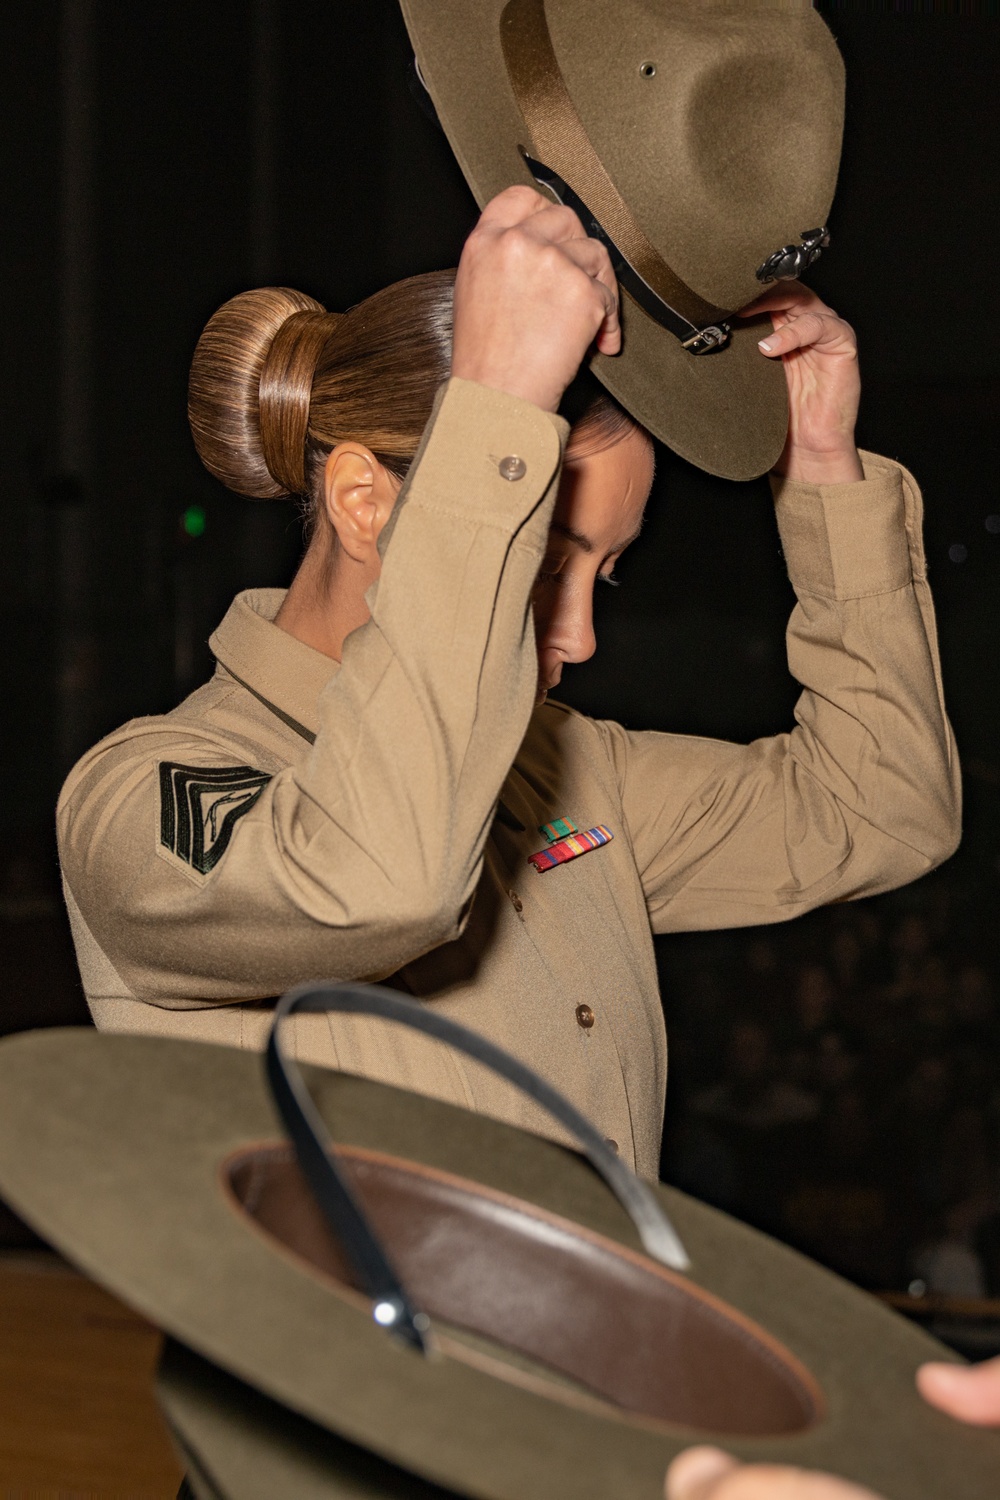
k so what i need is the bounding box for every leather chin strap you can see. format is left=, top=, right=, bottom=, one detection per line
left=266, top=981, right=690, bottom=1355
left=499, top=0, right=732, bottom=353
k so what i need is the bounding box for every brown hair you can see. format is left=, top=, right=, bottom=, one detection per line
left=188, top=270, right=640, bottom=515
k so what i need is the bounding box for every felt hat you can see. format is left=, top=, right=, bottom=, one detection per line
left=0, top=1015, right=997, bottom=1498
left=399, top=0, right=845, bottom=481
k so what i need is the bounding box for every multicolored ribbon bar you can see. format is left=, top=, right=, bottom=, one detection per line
left=528, top=824, right=613, bottom=873
left=539, top=817, right=578, bottom=844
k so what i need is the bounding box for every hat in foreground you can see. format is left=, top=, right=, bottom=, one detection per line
left=0, top=1018, right=996, bottom=1498
left=400, top=0, right=845, bottom=480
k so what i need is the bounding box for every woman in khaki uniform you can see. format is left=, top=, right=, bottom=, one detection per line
left=57, top=186, right=960, bottom=1180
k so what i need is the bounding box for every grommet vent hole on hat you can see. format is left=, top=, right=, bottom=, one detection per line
left=638, top=61, right=657, bottom=78
left=223, top=1144, right=822, bottom=1438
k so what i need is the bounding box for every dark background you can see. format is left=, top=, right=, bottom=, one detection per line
left=2, top=3, right=999, bottom=1322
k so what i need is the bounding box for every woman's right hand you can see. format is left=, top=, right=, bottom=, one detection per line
left=451, top=184, right=620, bottom=414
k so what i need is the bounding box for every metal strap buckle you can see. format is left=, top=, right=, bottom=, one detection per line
left=682, top=324, right=732, bottom=355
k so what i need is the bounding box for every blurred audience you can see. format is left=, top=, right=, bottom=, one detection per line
left=659, top=875, right=1000, bottom=1295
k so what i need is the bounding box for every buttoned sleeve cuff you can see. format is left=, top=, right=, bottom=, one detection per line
left=380, top=377, right=568, bottom=555
left=770, top=450, right=918, bottom=601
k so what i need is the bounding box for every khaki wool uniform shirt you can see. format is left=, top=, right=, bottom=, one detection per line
left=57, top=379, right=961, bottom=1180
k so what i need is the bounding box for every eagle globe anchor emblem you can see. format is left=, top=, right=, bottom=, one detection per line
left=756, top=227, right=831, bottom=284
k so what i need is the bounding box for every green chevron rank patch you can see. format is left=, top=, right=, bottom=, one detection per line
left=159, top=762, right=272, bottom=876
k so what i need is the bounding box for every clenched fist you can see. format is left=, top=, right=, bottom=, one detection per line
left=451, top=184, right=621, bottom=413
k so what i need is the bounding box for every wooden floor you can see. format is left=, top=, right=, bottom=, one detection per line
left=0, top=1251, right=184, bottom=1498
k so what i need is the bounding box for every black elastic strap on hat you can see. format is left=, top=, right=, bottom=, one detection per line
left=266, top=982, right=690, bottom=1356
left=519, top=153, right=730, bottom=355
left=499, top=0, right=732, bottom=354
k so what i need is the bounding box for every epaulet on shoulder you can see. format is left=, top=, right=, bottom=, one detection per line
left=536, top=698, right=602, bottom=736
left=538, top=697, right=582, bottom=720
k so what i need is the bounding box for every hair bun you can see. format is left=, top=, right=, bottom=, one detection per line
left=188, top=287, right=338, bottom=499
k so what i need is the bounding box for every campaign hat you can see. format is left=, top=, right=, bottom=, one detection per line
left=400, top=0, right=845, bottom=481
left=0, top=1009, right=997, bottom=1497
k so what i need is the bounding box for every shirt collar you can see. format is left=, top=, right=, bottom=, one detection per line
left=209, top=589, right=339, bottom=741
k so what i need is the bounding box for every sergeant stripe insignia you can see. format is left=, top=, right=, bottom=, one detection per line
left=159, top=762, right=272, bottom=876
left=528, top=823, right=613, bottom=873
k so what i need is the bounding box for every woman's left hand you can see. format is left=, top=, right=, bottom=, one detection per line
left=740, top=283, right=863, bottom=485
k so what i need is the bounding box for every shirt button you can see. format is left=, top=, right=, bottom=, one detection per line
left=575, top=1004, right=595, bottom=1030
left=498, top=455, right=527, bottom=482
left=507, top=888, right=523, bottom=914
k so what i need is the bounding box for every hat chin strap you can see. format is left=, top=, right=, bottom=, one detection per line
left=519, top=151, right=731, bottom=355
left=266, top=981, right=690, bottom=1355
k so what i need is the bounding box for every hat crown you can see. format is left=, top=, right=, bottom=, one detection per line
left=401, top=0, right=844, bottom=476
left=543, top=0, right=844, bottom=309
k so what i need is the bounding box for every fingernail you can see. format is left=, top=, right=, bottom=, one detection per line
left=758, top=338, right=773, bottom=352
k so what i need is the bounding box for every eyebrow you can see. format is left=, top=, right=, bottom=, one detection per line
left=549, top=520, right=644, bottom=556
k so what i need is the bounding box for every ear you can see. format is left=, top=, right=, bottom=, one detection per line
left=322, top=443, right=400, bottom=563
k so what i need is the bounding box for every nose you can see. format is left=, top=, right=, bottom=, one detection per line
left=562, top=600, right=597, bottom=665
left=537, top=584, right=597, bottom=668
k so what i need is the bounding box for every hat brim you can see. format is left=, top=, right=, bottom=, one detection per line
left=0, top=1030, right=996, bottom=1500
left=399, top=0, right=789, bottom=481
left=158, top=1338, right=456, bottom=1500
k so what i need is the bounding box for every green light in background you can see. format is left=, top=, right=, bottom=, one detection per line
left=182, top=504, right=206, bottom=538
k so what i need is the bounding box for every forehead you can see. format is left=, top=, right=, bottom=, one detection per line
left=553, top=426, right=654, bottom=552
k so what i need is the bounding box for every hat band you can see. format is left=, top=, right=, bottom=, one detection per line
left=500, top=0, right=732, bottom=352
